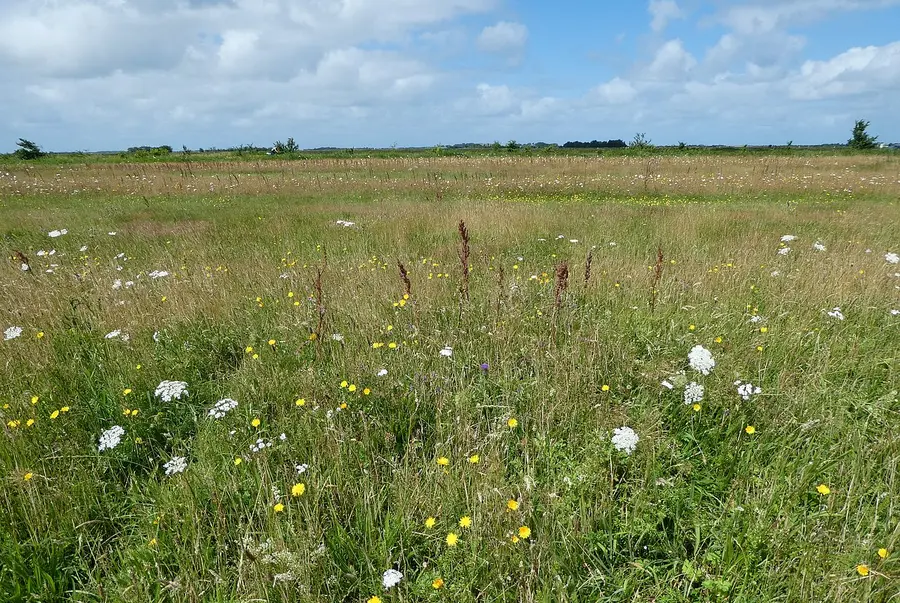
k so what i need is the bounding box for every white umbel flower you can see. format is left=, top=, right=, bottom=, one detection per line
left=688, top=345, right=715, bottom=375
left=98, top=425, right=125, bottom=451
left=163, top=456, right=187, bottom=475
left=155, top=380, right=188, bottom=402
left=48, top=229, right=68, bottom=238
left=780, top=235, right=797, bottom=242
left=683, top=382, right=705, bottom=405
left=4, top=326, right=23, bottom=341
left=208, top=398, right=238, bottom=419
left=827, top=307, right=845, bottom=320
left=611, top=426, right=639, bottom=454
left=382, top=569, right=403, bottom=590
left=886, top=252, right=899, bottom=264
left=148, top=270, right=169, bottom=279
left=812, top=241, right=826, bottom=251
left=734, top=380, right=762, bottom=401
left=376, top=368, right=388, bottom=377
left=439, top=346, right=453, bottom=357
left=777, top=247, right=791, bottom=255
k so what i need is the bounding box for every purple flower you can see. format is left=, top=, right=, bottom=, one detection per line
left=480, top=362, right=490, bottom=371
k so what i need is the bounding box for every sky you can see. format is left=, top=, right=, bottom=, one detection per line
left=1, top=0, right=899, bottom=152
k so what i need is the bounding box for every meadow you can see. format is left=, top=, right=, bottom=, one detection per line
left=1, top=153, right=899, bottom=602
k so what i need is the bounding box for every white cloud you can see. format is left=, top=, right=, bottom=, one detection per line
left=717, top=0, right=900, bottom=34
left=477, top=21, right=528, bottom=53
left=648, top=0, right=684, bottom=32
left=592, top=77, right=638, bottom=104
left=789, top=41, right=900, bottom=99
left=646, top=39, right=697, bottom=79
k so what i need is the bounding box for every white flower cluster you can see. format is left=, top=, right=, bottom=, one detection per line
left=4, top=326, right=23, bottom=341
left=886, top=252, right=899, bottom=265
left=331, top=333, right=344, bottom=342
left=683, top=382, right=705, bottom=405
left=780, top=235, right=797, bottom=242
left=688, top=345, right=715, bottom=375
left=163, top=456, right=187, bottom=475
left=827, top=307, right=845, bottom=320
left=148, top=270, right=170, bottom=279
left=377, top=368, right=388, bottom=377
left=336, top=220, right=355, bottom=227
left=250, top=438, right=273, bottom=453
left=439, top=346, right=453, bottom=357
left=48, top=228, right=68, bottom=238
left=735, top=380, right=762, bottom=401
left=208, top=398, right=238, bottom=419
left=777, top=247, right=791, bottom=255
left=98, top=425, right=125, bottom=451
left=295, top=463, right=310, bottom=474
left=104, top=330, right=130, bottom=341
left=611, top=426, right=639, bottom=455
left=813, top=241, right=826, bottom=251
left=155, top=380, right=188, bottom=402
left=382, top=569, right=403, bottom=589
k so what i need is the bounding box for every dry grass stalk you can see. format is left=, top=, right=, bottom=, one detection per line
left=554, top=261, right=569, bottom=309
left=458, top=220, right=470, bottom=302
left=649, top=245, right=664, bottom=312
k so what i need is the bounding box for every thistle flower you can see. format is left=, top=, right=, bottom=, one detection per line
left=611, top=426, right=639, bottom=455
left=683, top=382, right=704, bottom=405
left=208, top=398, right=238, bottom=419
left=155, top=380, right=188, bottom=402
left=98, top=425, right=125, bottom=451
left=688, top=345, right=715, bottom=375
left=163, top=456, right=187, bottom=475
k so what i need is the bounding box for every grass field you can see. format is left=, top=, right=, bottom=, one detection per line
left=2, top=154, right=899, bottom=602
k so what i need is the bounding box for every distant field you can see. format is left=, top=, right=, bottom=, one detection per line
left=1, top=154, right=899, bottom=602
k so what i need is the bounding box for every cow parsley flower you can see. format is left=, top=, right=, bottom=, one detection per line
left=155, top=380, right=188, bottom=402
left=734, top=380, right=762, bottom=401
left=886, top=252, right=900, bottom=264
left=382, top=569, right=403, bottom=590
left=683, top=382, right=705, bottom=405
left=688, top=345, right=715, bottom=375
left=827, top=307, right=845, bottom=320
left=4, top=326, right=23, bottom=341
left=439, top=346, right=453, bottom=357
left=331, top=333, right=344, bottom=342
left=295, top=463, right=310, bottom=474
left=336, top=220, right=355, bottom=227
left=104, top=330, right=123, bottom=339
left=148, top=270, right=169, bottom=279
left=781, top=235, right=797, bottom=242
left=777, top=247, right=791, bottom=256
left=812, top=241, right=826, bottom=251
left=98, top=425, right=125, bottom=451
left=377, top=368, right=388, bottom=377
left=250, top=438, right=273, bottom=453
left=163, top=456, right=187, bottom=475
left=48, top=229, right=68, bottom=238
left=611, top=426, right=639, bottom=454
left=208, top=398, right=238, bottom=419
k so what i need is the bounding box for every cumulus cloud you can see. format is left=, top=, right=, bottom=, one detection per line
left=648, top=0, right=684, bottom=32
left=477, top=21, right=529, bottom=53
left=789, top=41, right=900, bottom=99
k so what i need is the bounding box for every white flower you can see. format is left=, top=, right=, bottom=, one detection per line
left=827, top=307, right=845, bottom=320
left=155, top=380, right=188, bottom=402
left=734, top=380, right=762, bottom=401
left=781, top=235, right=797, bottom=242
left=336, top=220, right=355, bottom=227
left=250, top=438, right=273, bottom=453
left=683, top=382, right=705, bottom=405
left=208, top=398, right=238, bottom=419
left=163, top=456, right=187, bottom=475
left=331, top=333, right=344, bottom=342
left=688, top=345, right=715, bottom=375
left=98, top=425, right=125, bottom=451
left=439, top=346, right=453, bottom=357
left=890, top=309, right=900, bottom=316
left=112, top=279, right=122, bottom=290
left=48, top=229, right=67, bottom=238
left=886, top=252, right=900, bottom=265
left=4, top=326, right=23, bottom=341
left=105, top=330, right=122, bottom=339
left=21, top=263, right=29, bottom=271
left=569, top=239, right=579, bottom=243
left=608, top=241, right=617, bottom=246
left=36, top=250, right=46, bottom=256
left=79, top=245, right=88, bottom=252
left=153, top=331, right=160, bottom=343
left=108, top=231, right=117, bottom=236
left=812, top=241, right=826, bottom=251
left=770, top=270, right=780, bottom=277
left=279, top=432, right=287, bottom=441
left=295, top=463, right=310, bottom=474
left=749, top=315, right=763, bottom=323
left=611, top=426, right=639, bottom=455
left=777, top=247, right=791, bottom=255
left=661, top=380, right=674, bottom=390
left=377, top=368, right=388, bottom=377
left=148, top=270, right=169, bottom=279
left=382, top=569, right=403, bottom=590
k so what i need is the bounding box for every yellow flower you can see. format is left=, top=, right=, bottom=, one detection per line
left=816, top=484, right=831, bottom=496
left=31, top=396, right=39, bottom=405
left=135, top=437, right=143, bottom=444
left=135, top=364, right=141, bottom=370
left=61, top=406, right=69, bottom=413
left=339, top=402, right=348, bottom=410
left=459, top=516, right=472, bottom=528
left=36, top=331, right=44, bottom=339
left=759, top=327, right=768, bottom=333
left=601, top=384, right=610, bottom=392
left=308, top=333, right=317, bottom=341
left=340, top=380, right=348, bottom=388
left=295, top=398, right=306, bottom=407
left=756, top=346, right=764, bottom=352
left=878, top=548, right=889, bottom=559
left=468, top=454, right=480, bottom=464
left=437, top=457, right=449, bottom=466
left=291, top=483, right=306, bottom=497
left=745, top=425, right=756, bottom=434
left=245, top=346, right=254, bottom=353
left=518, top=526, right=531, bottom=539
left=50, top=410, right=59, bottom=420
left=689, top=324, right=696, bottom=331
left=507, top=499, right=519, bottom=511
left=432, top=577, right=444, bottom=589
left=234, top=458, right=242, bottom=465
left=511, top=535, right=520, bottom=543
left=24, top=472, right=34, bottom=481
left=372, top=342, right=383, bottom=349
left=425, top=517, right=436, bottom=529
left=148, top=538, right=157, bottom=546
left=363, top=388, right=371, bottom=396
left=507, top=418, right=518, bottom=428
left=288, top=291, right=294, bottom=298
left=26, top=418, right=35, bottom=427
left=273, top=503, right=285, bottom=513
left=714, top=336, right=723, bottom=343
left=388, top=342, right=397, bottom=349
left=251, top=418, right=261, bottom=428
left=692, top=403, right=701, bottom=412
left=268, top=339, right=276, bottom=346
left=252, top=353, right=259, bottom=360
left=348, top=384, right=357, bottom=393
left=123, top=388, right=132, bottom=395
left=856, top=564, right=869, bottom=576
left=368, top=597, right=383, bottom=603
left=446, top=532, right=459, bottom=547
left=130, top=409, right=139, bottom=416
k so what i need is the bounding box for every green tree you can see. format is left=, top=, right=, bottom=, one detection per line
left=848, top=120, right=878, bottom=149
left=14, top=138, right=45, bottom=160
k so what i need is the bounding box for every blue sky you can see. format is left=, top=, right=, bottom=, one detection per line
left=1, top=0, right=899, bottom=151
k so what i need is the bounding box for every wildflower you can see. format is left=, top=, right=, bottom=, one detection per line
left=308, top=333, right=317, bottom=341
left=688, top=345, right=715, bottom=375
left=340, top=380, right=348, bottom=388
left=683, top=382, right=704, bottom=405
left=425, top=516, right=436, bottom=529
left=295, top=398, right=306, bottom=407
left=348, top=384, right=357, bottom=392
left=459, top=516, right=472, bottom=528
left=611, top=426, right=639, bottom=455
left=781, top=235, right=797, bottom=242
left=377, top=369, right=388, bottom=377
left=148, top=270, right=169, bottom=279
left=518, top=526, right=531, bottom=539
left=331, top=333, right=344, bottom=342
left=26, top=418, right=35, bottom=427
left=511, top=535, right=520, bottom=543
left=31, top=396, right=38, bottom=405
left=234, top=457, right=242, bottom=465
left=507, top=499, right=519, bottom=511
left=163, top=456, right=187, bottom=475
left=388, top=342, right=397, bottom=349
left=446, top=532, right=459, bottom=547
left=878, top=548, right=889, bottom=559
left=60, top=406, right=69, bottom=412
left=4, top=326, right=23, bottom=341
left=154, top=380, right=188, bottom=402
left=885, top=252, right=899, bottom=264
left=661, top=380, right=674, bottom=389
left=268, top=339, right=276, bottom=346
left=439, top=346, right=453, bottom=357
left=251, top=418, right=261, bottom=427
left=689, top=324, right=696, bottom=331
left=777, top=247, right=791, bottom=255
left=291, top=483, right=306, bottom=497
left=601, top=384, right=610, bottom=392
left=208, top=398, right=238, bottom=419
left=295, top=463, right=309, bottom=474
left=245, top=346, right=253, bottom=353
left=36, top=332, right=44, bottom=339
left=856, top=564, right=869, bottom=577
left=382, top=569, right=403, bottom=589
left=432, top=578, right=444, bottom=589
left=735, top=381, right=762, bottom=401
left=745, top=425, right=756, bottom=434
left=367, top=598, right=382, bottom=603
left=50, top=410, right=59, bottom=419
left=816, top=484, right=831, bottom=496
left=507, top=417, right=518, bottom=428
left=24, top=472, right=34, bottom=481
left=827, top=307, right=845, bottom=320
left=480, top=362, right=489, bottom=371
left=363, top=388, right=371, bottom=395
left=468, top=454, right=480, bottom=464
left=813, top=241, right=826, bottom=251
left=250, top=438, right=272, bottom=453
left=273, top=503, right=285, bottom=513
left=48, top=229, right=68, bottom=238
left=98, top=425, right=125, bottom=451
left=437, top=456, right=450, bottom=466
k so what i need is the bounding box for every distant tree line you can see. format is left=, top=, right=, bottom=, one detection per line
left=562, top=139, right=627, bottom=149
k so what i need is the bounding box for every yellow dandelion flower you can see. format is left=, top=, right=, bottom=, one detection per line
left=507, top=499, right=519, bottom=511
left=24, top=472, right=34, bottom=481
left=745, top=425, right=756, bottom=434
left=291, top=483, right=306, bottom=497
left=148, top=538, right=157, bottom=546
left=518, top=526, right=531, bottom=539
left=446, top=532, right=459, bottom=547
left=363, top=388, right=371, bottom=396
left=50, top=410, right=59, bottom=419
left=348, top=384, right=357, bottom=393
left=123, top=388, right=132, bottom=395
left=61, top=406, right=69, bottom=413
left=459, top=516, right=472, bottom=528
left=759, top=327, right=768, bottom=333
left=308, top=333, right=317, bottom=341
left=234, top=457, right=242, bottom=465
left=295, top=398, right=306, bottom=407
left=816, top=484, right=831, bottom=496
left=689, top=324, right=696, bottom=331
left=468, top=454, right=480, bottom=464
left=252, top=353, right=259, bottom=360
left=130, top=409, right=139, bottom=416
left=339, top=402, right=348, bottom=410
left=273, top=503, right=285, bottom=513
left=245, top=346, right=254, bottom=353
left=31, top=396, right=39, bottom=405
left=425, top=517, right=436, bottom=529
left=878, top=548, right=889, bottom=559
left=437, top=456, right=449, bottom=466
left=692, top=403, right=701, bottom=412
left=388, top=342, right=397, bottom=349
left=25, top=418, right=35, bottom=427
left=251, top=418, right=261, bottom=428
left=601, top=384, right=610, bottom=392
left=368, top=597, right=383, bottom=603
left=756, top=346, right=764, bottom=352
left=432, top=577, right=444, bottom=589
left=507, top=418, right=518, bottom=428
left=714, top=336, right=723, bottom=343
left=136, top=364, right=142, bottom=370
left=856, top=564, right=869, bottom=576
left=36, top=331, right=44, bottom=339
left=511, top=535, right=520, bottom=543
left=268, top=339, right=276, bottom=346
left=340, top=380, right=348, bottom=388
